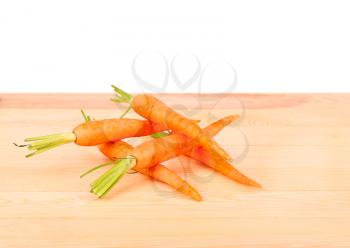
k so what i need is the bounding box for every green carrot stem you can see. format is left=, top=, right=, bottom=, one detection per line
left=119, top=105, right=132, bottom=119
left=110, top=85, right=134, bottom=118
left=80, top=161, right=116, bottom=178
left=23, top=132, right=76, bottom=158
left=87, top=156, right=136, bottom=198
left=81, top=109, right=92, bottom=122
left=110, top=85, right=133, bottom=103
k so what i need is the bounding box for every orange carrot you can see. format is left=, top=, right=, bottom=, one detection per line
left=73, top=119, right=167, bottom=146
left=86, top=133, right=193, bottom=197
left=202, top=115, right=240, bottom=137
left=187, top=147, right=261, bottom=188
left=185, top=115, right=261, bottom=187
left=111, top=86, right=232, bottom=161
left=98, top=141, right=202, bottom=201
left=89, top=115, right=260, bottom=197
left=22, top=118, right=168, bottom=157
left=132, top=94, right=231, bottom=160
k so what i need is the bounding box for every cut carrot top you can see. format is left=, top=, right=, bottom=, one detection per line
left=85, top=156, right=136, bottom=198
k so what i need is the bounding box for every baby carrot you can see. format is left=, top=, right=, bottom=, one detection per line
left=98, top=141, right=202, bottom=201
left=111, top=86, right=232, bottom=161
left=87, top=133, right=193, bottom=197
left=22, top=118, right=168, bottom=157
left=185, top=115, right=261, bottom=187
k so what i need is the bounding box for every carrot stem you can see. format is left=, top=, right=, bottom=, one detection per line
left=111, top=85, right=134, bottom=118
left=81, top=109, right=92, bottom=122
left=110, top=85, right=133, bottom=103
left=119, top=105, right=132, bottom=118
left=80, top=161, right=116, bottom=178
left=24, top=132, right=76, bottom=158
left=90, top=156, right=136, bottom=198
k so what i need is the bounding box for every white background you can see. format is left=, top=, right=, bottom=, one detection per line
left=0, top=0, right=349, bottom=93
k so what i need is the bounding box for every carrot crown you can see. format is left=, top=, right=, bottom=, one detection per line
left=81, top=156, right=136, bottom=198
left=150, top=130, right=171, bottom=138
left=22, top=132, right=76, bottom=157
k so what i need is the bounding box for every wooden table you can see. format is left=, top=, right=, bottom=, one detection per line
left=1, top=94, right=350, bottom=247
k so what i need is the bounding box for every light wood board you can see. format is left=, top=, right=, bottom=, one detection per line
left=0, top=93, right=350, bottom=247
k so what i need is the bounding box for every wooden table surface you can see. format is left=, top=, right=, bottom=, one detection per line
left=1, top=93, right=350, bottom=247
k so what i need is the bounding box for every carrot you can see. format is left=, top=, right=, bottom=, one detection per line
left=98, top=141, right=202, bottom=201
left=86, top=134, right=192, bottom=197
left=185, top=115, right=261, bottom=187
left=111, top=86, right=232, bottom=161
left=88, top=116, right=260, bottom=197
left=202, top=115, right=240, bottom=137
left=73, top=119, right=167, bottom=145
left=187, top=147, right=261, bottom=188
left=22, top=118, right=169, bottom=157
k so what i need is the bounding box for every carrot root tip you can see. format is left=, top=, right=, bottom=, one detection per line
left=13, top=142, right=28, bottom=148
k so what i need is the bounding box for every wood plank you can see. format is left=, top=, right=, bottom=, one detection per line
left=1, top=93, right=350, bottom=247
left=1, top=219, right=349, bottom=247
left=1, top=159, right=350, bottom=192
left=1, top=191, right=349, bottom=219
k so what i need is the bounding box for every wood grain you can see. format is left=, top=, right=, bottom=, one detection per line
left=1, top=93, right=350, bottom=247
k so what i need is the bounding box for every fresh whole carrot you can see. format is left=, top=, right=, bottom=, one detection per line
left=22, top=118, right=169, bottom=157
left=131, top=94, right=232, bottom=161
left=97, top=141, right=202, bottom=201
left=89, top=115, right=260, bottom=197
left=73, top=119, right=167, bottom=146
left=84, top=134, right=193, bottom=198
left=111, top=86, right=232, bottom=161
left=86, top=133, right=197, bottom=197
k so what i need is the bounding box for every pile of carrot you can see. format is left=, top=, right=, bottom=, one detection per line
left=19, top=86, right=261, bottom=201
